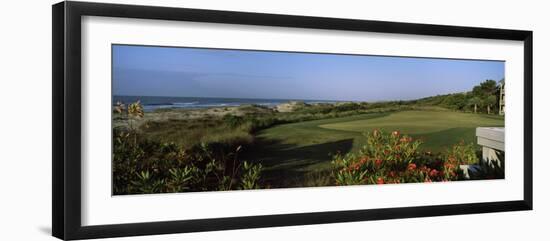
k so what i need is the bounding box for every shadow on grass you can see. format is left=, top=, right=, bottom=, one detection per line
left=240, top=138, right=354, bottom=188
left=410, top=127, right=474, bottom=153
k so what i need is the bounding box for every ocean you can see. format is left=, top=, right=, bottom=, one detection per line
left=113, top=96, right=340, bottom=112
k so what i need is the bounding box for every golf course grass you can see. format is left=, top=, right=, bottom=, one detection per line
left=242, top=110, right=504, bottom=187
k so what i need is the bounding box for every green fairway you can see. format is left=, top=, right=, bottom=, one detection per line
left=319, top=110, right=504, bottom=151
left=242, top=110, right=503, bottom=187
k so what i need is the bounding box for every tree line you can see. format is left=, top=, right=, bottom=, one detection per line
left=412, top=79, right=504, bottom=114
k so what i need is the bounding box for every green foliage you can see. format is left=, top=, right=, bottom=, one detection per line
left=332, top=130, right=462, bottom=186
left=222, top=114, right=245, bottom=128
left=484, top=95, right=497, bottom=114
left=474, top=79, right=500, bottom=114
left=141, top=118, right=253, bottom=148
left=240, top=161, right=263, bottom=189
left=468, top=96, right=482, bottom=113
left=167, top=166, right=197, bottom=192
left=479, top=79, right=498, bottom=94
left=130, top=170, right=166, bottom=194
left=446, top=141, right=479, bottom=165
left=441, top=93, right=469, bottom=110
left=414, top=79, right=502, bottom=115
left=361, top=130, right=422, bottom=166
left=112, top=127, right=264, bottom=194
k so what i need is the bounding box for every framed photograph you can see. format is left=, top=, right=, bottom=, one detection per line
left=52, top=1, right=533, bottom=240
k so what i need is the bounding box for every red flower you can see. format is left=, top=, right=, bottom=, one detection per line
left=407, top=163, right=417, bottom=171
left=447, top=157, right=457, bottom=164
left=445, top=163, right=456, bottom=169
left=389, top=171, right=396, bottom=177
left=376, top=177, right=385, bottom=184
left=429, top=169, right=439, bottom=177
left=392, top=131, right=400, bottom=137
left=375, top=159, right=383, bottom=166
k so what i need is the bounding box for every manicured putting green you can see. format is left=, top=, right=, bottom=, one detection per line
left=318, top=110, right=504, bottom=152
left=318, top=110, right=503, bottom=134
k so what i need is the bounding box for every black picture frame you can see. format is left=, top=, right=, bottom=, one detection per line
left=52, top=1, right=533, bottom=240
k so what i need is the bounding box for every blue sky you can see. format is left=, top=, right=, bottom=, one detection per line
left=112, top=45, right=504, bottom=102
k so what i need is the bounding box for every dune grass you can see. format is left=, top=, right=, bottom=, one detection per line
left=139, top=119, right=254, bottom=148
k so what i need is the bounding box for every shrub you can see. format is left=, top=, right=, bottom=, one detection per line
left=446, top=141, right=478, bottom=165
left=222, top=114, right=245, bottom=128
left=240, top=161, right=263, bottom=190
left=332, top=130, right=462, bottom=186
left=113, top=128, right=265, bottom=194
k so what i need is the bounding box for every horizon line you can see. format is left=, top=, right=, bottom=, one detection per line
left=112, top=92, right=466, bottom=103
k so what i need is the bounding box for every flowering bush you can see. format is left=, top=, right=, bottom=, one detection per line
left=446, top=141, right=478, bottom=165
left=332, top=130, right=462, bottom=186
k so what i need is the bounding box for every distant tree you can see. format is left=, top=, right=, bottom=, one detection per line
left=401, top=79, right=502, bottom=115
left=472, top=85, right=484, bottom=98
left=479, top=80, right=498, bottom=95
left=441, top=93, right=468, bottom=110
left=483, top=95, right=497, bottom=114
left=469, top=79, right=500, bottom=115
left=468, top=96, right=482, bottom=113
